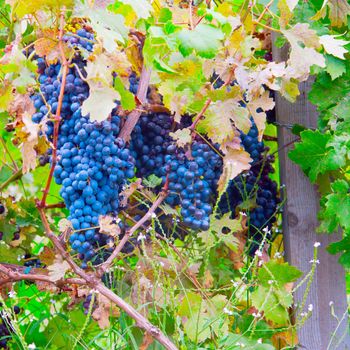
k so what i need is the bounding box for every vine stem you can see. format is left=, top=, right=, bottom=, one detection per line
left=0, top=264, right=85, bottom=287
left=35, top=195, right=177, bottom=349
left=97, top=181, right=169, bottom=276
left=119, top=65, right=152, bottom=142
left=39, top=7, right=69, bottom=208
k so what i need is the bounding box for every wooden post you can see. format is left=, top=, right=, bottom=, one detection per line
left=272, top=44, right=350, bottom=349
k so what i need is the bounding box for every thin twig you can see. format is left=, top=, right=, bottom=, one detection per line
left=97, top=183, right=169, bottom=276
left=0, top=137, right=18, bottom=171
left=0, top=168, right=22, bottom=192
left=40, top=7, right=69, bottom=208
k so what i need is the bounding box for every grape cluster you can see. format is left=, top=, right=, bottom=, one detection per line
left=63, top=28, right=95, bottom=52
left=31, top=59, right=89, bottom=141
left=131, top=113, right=173, bottom=178
left=219, top=128, right=279, bottom=250
left=161, top=142, right=222, bottom=230
left=240, top=121, right=265, bottom=163
left=55, top=109, right=135, bottom=266
left=31, top=31, right=136, bottom=265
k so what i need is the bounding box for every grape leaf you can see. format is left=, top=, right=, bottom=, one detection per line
left=252, top=286, right=292, bottom=324
left=170, top=128, right=192, bottom=148
left=76, top=3, right=128, bottom=53
left=312, top=0, right=350, bottom=27
left=325, top=55, right=346, bottom=80
left=48, top=255, right=71, bottom=282
left=258, top=260, right=302, bottom=287
left=218, top=148, right=252, bottom=195
left=319, top=35, right=349, bottom=60
left=118, top=0, right=153, bottom=19
left=289, top=130, right=345, bottom=182
left=21, top=113, right=39, bottom=174
left=320, top=180, right=350, bottom=231
left=81, top=82, right=119, bottom=122
left=199, top=98, right=250, bottom=145
left=282, top=23, right=325, bottom=80
left=177, top=24, right=224, bottom=58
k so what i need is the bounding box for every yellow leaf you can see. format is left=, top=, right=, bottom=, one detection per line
left=21, top=112, right=39, bottom=174
left=217, top=148, right=252, bottom=195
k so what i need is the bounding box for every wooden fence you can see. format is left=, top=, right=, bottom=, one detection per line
left=273, top=44, right=350, bottom=350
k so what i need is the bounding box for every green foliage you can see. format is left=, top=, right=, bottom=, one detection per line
left=0, top=0, right=347, bottom=348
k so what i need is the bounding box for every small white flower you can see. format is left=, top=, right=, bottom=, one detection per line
left=309, top=259, right=320, bottom=264
left=263, top=227, right=270, bottom=234
left=239, top=211, right=247, bottom=217
left=235, top=342, right=246, bottom=348
left=28, top=344, right=36, bottom=349
left=50, top=299, right=56, bottom=304
left=268, top=280, right=274, bottom=285
left=146, top=227, right=152, bottom=233
left=308, top=304, right=313, bottom=312
left=252, top=312, right=261, bottom=318
left=274, top=252, right=282, bottom=259
left=232, top=281, right=239, bottom=288
left=314, top=242, right=321, bottom=248
left=159, top=261, right=165, bottom=267
left=151, top=213, right=157, bottom=219
left=280, top=184, right=286, bottom=188
left=275, top=228, right=280, bottom=233
left=137, top=233, right=146, bottom=241
left=255, top=250, right=263, bottom=257
left=300, top=312, right=306, bottom=317
left=257, top=339, right=262, bottom=344
left=115, top=218, right=121, bottom=224
left=107, top=240, right=114, bottom=248
left=258, top=260, right=264, bottom=267
left=8, top=290, right=16, bottom=298
left=329, top=301, right=334, bottom=307
left=223, top=307, right=234, bottom=315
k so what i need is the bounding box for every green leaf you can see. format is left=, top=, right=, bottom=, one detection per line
left=113, top=76, right=136, bottom=110
left=320, top=180, right=350, bottom=231
left=251, top=286, right=292, bottom=324
left=219, top=333, right=275, bottom=349
left=289, top=130, right=345, bottom=182
left=325, top=55, right=347, bottom=80
left=76, top=3, right=128, bottom=53
left=143, top=174, right=162, bottom=188
left=177, top=24, right=224, bottom=58
left=258, top=260, right=303, bottom=287
left=117, top=0, right=153, bottom=18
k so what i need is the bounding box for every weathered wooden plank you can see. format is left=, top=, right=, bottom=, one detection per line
left=272, top=45, right=350, bottom=349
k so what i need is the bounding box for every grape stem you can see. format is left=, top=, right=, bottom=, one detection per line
left=39, top=7, right=69, bottom=208
left=97, top=179, right=169, bottom=277
left=119, top=65, right=152, bottom=142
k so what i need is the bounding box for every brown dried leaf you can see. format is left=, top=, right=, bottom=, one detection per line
left=228, top=228, right=247, bottom=269
left=203, top=269, right=214, bottom=289
left=99, top=215, right=121, bottom=237
left=140, top=333, right=154, bottom=350
left=92, top=293, right=120, bottom=329
left=120, top=179, right=143, bottom=207
left=48, top=255, right=71, bottom=282
left=8, top=93, right=35, bottom=119
left=39, top=247, right=56, bottom=266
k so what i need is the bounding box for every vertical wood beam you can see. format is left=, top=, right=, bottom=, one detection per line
left=272, top=42, right=350, bottom=349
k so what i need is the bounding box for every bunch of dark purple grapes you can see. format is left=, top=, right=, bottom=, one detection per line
left=0, top=306, right=20, bottom=349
